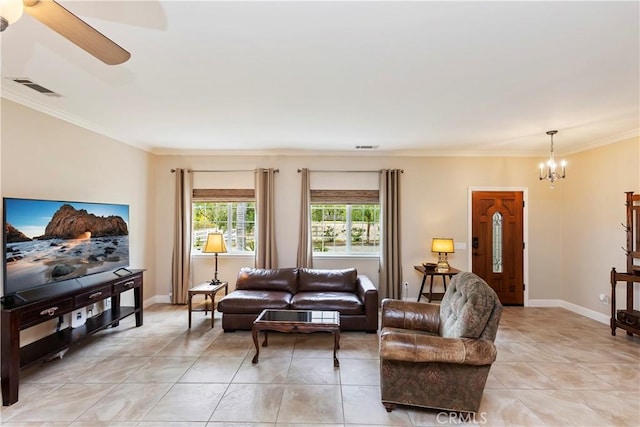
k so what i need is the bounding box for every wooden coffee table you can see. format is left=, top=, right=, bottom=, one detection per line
left=251, top=309, right=341, bottom=367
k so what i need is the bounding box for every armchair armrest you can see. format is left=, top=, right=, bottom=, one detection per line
left=381, top=298, right=440, bottom=334
left=380, top=331, right=497, bottom=365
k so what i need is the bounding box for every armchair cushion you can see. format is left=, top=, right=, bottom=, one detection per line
left=439, top=271, right=500, bottom=339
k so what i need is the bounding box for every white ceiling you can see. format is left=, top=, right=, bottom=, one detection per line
left=1, top=1, right=638, bottom=156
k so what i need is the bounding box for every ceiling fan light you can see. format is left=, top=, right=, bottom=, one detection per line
left=0, top=0, right=23, bottom=31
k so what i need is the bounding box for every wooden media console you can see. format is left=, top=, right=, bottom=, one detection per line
left=1, top=269, right=144, bottom=406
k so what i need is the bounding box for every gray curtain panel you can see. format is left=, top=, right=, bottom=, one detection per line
left=296, top=168, right=313, bottom=268
left=171, top=168, right=193, bottom=304
left=255, top=168, right=278, bottom=268
left=379, top=169, right=402, bottom=300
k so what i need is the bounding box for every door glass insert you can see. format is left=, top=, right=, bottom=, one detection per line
left=492, top=212, right=503, bottom=273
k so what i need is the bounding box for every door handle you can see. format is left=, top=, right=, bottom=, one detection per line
left=472, top=237, right=479, bottom=249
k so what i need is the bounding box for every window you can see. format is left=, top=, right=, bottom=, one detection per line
left=310, top=189, right=380, bottom=255
left=311, top=204, right=380, bottom=254
left=492, top=211, right=503, bottom=273
left=192, top=189, right=255, bottom=253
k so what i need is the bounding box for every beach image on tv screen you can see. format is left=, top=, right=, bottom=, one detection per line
left=4, top=199, right=129, bottom=294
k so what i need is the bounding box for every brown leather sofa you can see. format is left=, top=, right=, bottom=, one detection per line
left=217, top=267, right=378, bottom=332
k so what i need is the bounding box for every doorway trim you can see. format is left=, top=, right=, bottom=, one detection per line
left=468, top=187, right=529, bottom=306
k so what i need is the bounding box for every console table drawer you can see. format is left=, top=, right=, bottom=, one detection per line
left=75, top=285, right=113, bottom=307
left=20, top=298, right=74, bottom=329
left=113, top=275, right=141, bottom=293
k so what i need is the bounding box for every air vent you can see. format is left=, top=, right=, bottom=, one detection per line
left=355, top=145, right=379, bottom=150
left=8, top=77, right=62, bottom=97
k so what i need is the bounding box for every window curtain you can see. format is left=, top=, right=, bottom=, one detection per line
left=379, top=169, right=402, bottom=300
left=296, top=168, right=313, bottom=268
left=171, top=168, right=193, bottom=304
left=255, top=168, right=278, bottom=268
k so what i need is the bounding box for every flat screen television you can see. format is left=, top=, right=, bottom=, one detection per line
left=3, top=197, right=130, bottom=297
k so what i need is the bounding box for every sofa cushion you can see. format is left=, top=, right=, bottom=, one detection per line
left=235, top=267, right=298, bottom=293
left=298, top=268, right=357, bottom=293
left=290, top=291, right=363, bottom=315
left=217, top=290, right=292, bottom=314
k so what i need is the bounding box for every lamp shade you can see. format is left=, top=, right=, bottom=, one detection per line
left=431, top=238, right=454, bottom=254
left=203, top=233, right=227, bottom=254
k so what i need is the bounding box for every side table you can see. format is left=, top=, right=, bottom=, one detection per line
left=414, top=266, right=460, bottom=302
left=188, top=281, right=228, bottom=328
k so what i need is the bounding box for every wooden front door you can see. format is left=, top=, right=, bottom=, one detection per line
left=471, top=191, right=524, bottom=305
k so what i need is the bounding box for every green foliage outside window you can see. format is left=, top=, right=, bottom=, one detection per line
left=192, top=202, right=256, bottom=253
left=311, top=204, right=380, bottom=254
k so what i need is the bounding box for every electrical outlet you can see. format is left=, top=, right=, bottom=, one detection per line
left=87, top=304, right=94, bottom=317
left=599, top=294, right=610, bottom=304
left=71, top=308, right=86, bottom=328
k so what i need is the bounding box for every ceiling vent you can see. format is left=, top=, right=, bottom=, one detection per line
left=355, top=145, right=379, bottom=150
left=8, top=78, right=62, bottom=97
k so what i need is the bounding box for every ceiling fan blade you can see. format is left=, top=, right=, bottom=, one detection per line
left=23, top=0, right=131, bottom=65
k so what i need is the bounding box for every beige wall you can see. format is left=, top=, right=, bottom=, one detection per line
left=154, top=154, right=565, bottom=301
left=562, top=136, right=640, bottom=315
left=1, top=100, right=157, bottom=302
left=3, top=98, right=638, bottom=321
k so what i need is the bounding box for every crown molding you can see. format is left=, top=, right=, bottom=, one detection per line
left=1, top=88, right=153, bottom=153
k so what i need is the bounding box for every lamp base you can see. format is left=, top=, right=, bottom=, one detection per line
left=436, top=262, right=450, bottom=273
left=436, top=253, right=450, bottom=273
left=210, top=278, right=222, bottom=286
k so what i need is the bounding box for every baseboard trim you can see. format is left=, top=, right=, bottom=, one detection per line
left=144, top=295, right=611, bottom=324
left=528, top=299, right=609, bottom=325
left=144, top=294, right=171, bottom=308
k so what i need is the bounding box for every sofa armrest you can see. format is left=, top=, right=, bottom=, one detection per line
left=357, top=275, right=379, bottom=332
left=380, top=330, right=497, bottom=365
left=381, top=299, right=440, bottom=334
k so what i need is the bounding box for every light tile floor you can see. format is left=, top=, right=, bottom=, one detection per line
left=0, top=304, right=638, bottom=426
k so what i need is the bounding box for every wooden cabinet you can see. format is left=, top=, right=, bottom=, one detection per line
left=610, top=192, right=640, bottom=337
left=1, top=269, right=144, bottom=406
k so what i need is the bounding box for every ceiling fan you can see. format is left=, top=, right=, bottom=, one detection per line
left=0, top=0, right=130, bottom=65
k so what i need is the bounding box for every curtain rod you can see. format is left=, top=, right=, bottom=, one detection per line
left=171, top=169, right=279, bottom=173
left=297, top=169, right=403, bottom=173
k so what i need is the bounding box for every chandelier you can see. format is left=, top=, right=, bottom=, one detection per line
left=538, top=130, right=566, bottom=188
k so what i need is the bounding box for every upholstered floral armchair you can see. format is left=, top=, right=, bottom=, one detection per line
left=379, top=272, right=503, bottom=413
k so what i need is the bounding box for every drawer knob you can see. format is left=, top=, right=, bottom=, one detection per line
left=123, top=281, right=135, bottom=288
left=89, top=292, right=103, bottom=299
left=40, top=307, right=59, bottom=316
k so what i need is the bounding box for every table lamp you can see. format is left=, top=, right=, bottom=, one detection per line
left=203, top=233, right=227, bottom=284
left=432, top=238, right=454, bottom=273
